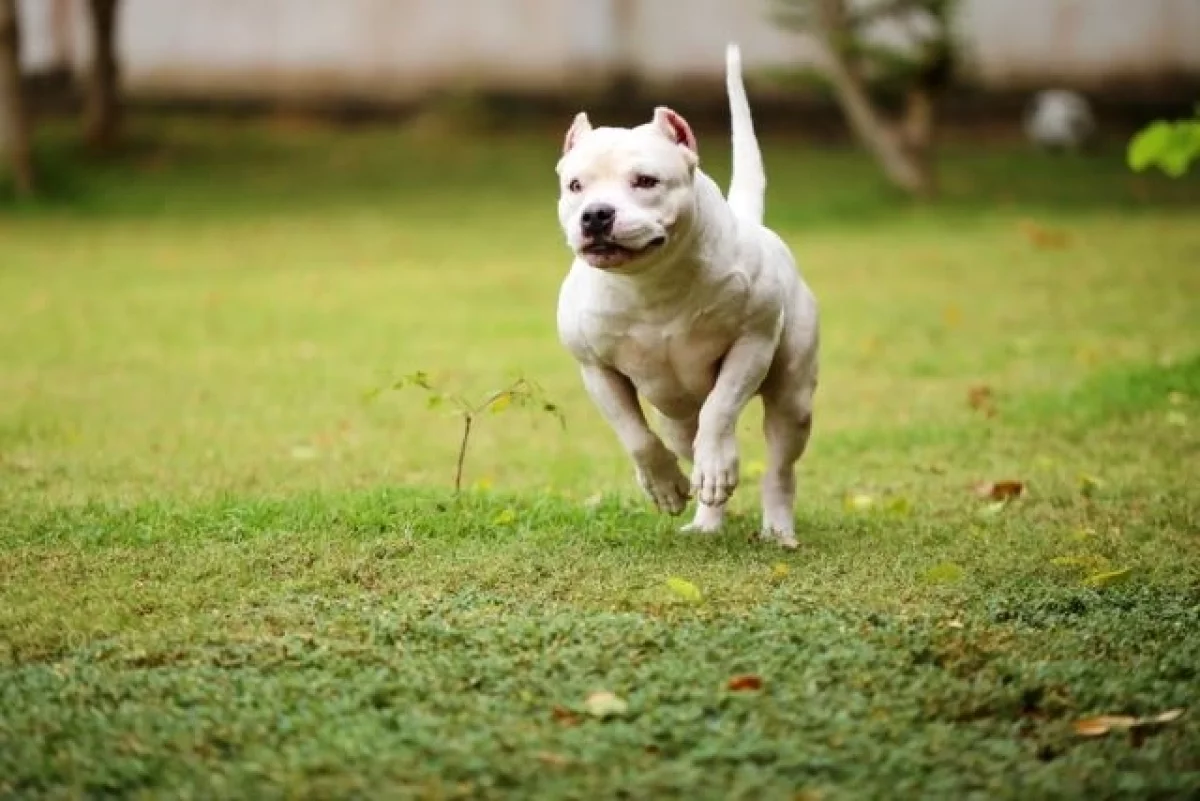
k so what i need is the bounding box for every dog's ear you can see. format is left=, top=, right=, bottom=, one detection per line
left=563, top=112, right=593, bottom=154
left=653, top=106, right=698, bottom=159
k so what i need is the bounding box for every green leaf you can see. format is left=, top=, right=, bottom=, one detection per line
left=1078, top=473, right=1105, bottom=498
left=921, top=562, right=965, bottom=585
left=488, top=393, right=512, bottom=414
left=976, top=500, right=1007, bottom=519
left=844, top=492, right=875, bottom=511
left=1128, top=118, right=1200, bottom=176
left=666, top=576, right=703, bottom=603
left=1128, top=121, right=1174, bottom=171
left=1082, top=567, right=1132, bottom=589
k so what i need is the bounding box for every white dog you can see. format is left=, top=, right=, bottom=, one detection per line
left=554, top=44, right=819, bottom=548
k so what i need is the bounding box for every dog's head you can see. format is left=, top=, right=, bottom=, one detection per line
left=556, top=107, right=699, bottom=272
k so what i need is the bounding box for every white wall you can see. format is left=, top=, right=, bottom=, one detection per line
left=17, top=0, right=1200, bottom=100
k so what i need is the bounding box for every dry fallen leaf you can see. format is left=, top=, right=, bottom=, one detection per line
left=726, top=674, right=764, bottom=692
left=535, top=751, right=571, bottom=767
left=770, top=562, right=790, bottom=581
left=551, top=705, right=581, bottom=727
left=974, top=480, right=1025, bottom=501
left=1150, top=709, right=1186, bottom=724
left=967, top=384, right=996, bottom=416
left=583, top=691, right=629, bottom=719
left=1019, top=219, right=1073, bottom=250
left=1074, top=715, right=1138, bottom=736
left=1074, top=709, right=1184, bottom=737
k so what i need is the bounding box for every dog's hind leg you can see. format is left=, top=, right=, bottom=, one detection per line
left=759, top=384, right=814, bottom=549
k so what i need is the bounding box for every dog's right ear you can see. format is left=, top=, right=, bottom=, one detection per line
left=563, top=112, right=592, bottom=154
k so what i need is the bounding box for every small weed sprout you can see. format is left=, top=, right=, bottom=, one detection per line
left=374, top=371, right=565, bottom=493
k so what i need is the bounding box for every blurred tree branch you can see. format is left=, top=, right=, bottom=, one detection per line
left=774, top=0, right=958, bottom=198
left=0, top=0, right=34, bottom=196
left=84, top=0, right=121, bottom=152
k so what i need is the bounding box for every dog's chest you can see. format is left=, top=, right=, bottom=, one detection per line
left=590, top=311, right=736, bottom=418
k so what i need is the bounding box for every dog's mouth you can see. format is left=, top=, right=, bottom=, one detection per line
left=580, top=236, right=667, bottom=267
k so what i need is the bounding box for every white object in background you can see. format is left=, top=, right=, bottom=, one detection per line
left=1025, top=89, right=1097, bottom=150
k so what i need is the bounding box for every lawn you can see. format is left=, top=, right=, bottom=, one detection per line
left=1, top=114, right=1199, bottom=799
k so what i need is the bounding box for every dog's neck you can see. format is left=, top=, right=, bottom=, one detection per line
left=588, top=170, right=739, bottom=306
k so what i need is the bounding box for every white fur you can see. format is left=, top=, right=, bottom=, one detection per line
left=555, top=44, right=819, bottom=548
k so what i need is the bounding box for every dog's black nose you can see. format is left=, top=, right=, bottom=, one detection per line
left=580, top=203, right=616, bottom=237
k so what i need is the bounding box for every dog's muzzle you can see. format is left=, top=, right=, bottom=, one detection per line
left=580, top=203, right=617, bottom=238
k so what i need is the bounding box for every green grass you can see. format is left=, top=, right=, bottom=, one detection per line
left=2, top=114, right=1199, bottom=799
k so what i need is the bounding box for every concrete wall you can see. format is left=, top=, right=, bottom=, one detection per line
left=16, top=0, right=1200, bottom=101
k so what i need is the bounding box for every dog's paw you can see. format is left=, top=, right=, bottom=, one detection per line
left=691, top=437, right=739, bottom=507
left=680, top=503, right=724, bottom=534
left=760, top=526, right=799, bottom=550
left=761, top=506, right=797, bottom=548
left=634, top=446, right=690, bottom=516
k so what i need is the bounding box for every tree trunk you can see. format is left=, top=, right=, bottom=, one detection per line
left=813, top=0, right=934, bottom=198
left=899, top=85, right=936, bottom=192
left=0, top=0, right=33, bottom=197
left=84, top=0, right=120, bottom=152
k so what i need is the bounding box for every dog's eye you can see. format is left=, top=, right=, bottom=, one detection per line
left=567, top=179, right=583, bottom=193
left=632, top=174, right=660, bottom=189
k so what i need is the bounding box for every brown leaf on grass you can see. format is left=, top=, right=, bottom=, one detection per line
left=1019, top=219, right=1073, bottom=250
left=1074, top=709, right=1185, bottom=737
left=551, top=705, right=581, bottom=727
left=1074, top=715, right=1137, bottom=736
left=535, top=751, right=571, bottom=767
left=974, top=480, right=1025, bottom=501
left=727, top=674, right=764, bottom=692
left=967, top=384, right=996, bottom=416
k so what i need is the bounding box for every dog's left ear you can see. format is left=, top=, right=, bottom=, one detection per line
left=653, top=106, right=698, bottom=161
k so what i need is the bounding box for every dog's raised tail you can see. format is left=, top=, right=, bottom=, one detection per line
left=725, top=43, right=765, bottom=225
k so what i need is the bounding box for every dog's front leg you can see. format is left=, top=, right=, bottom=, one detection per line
left=692, top=330, right=779, bottom=507
left=580, top=365, right=691, bottom=515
